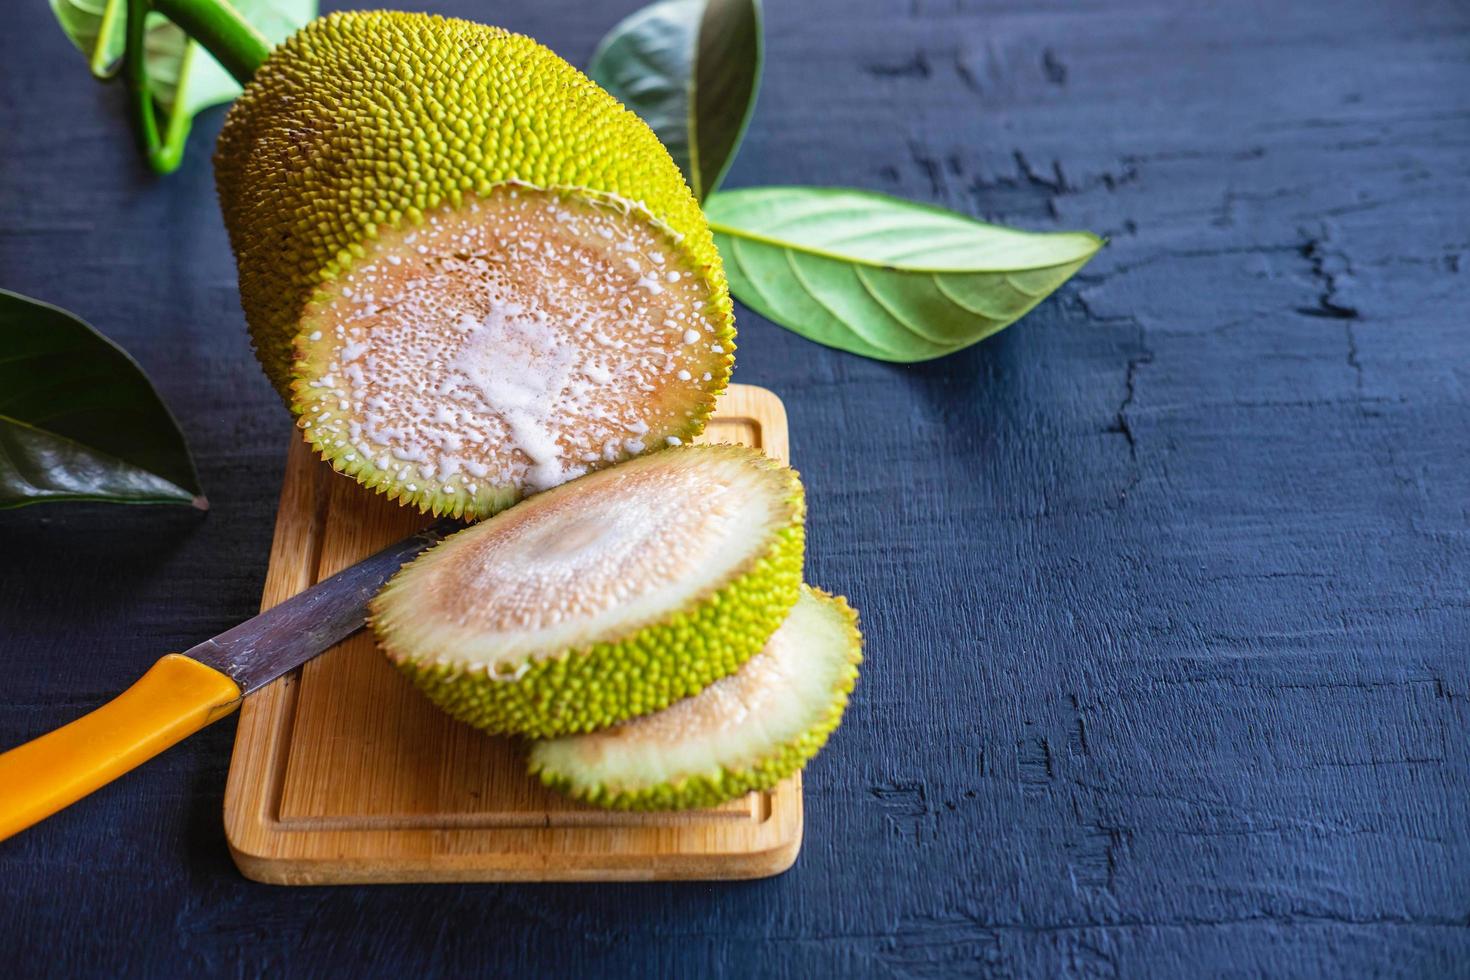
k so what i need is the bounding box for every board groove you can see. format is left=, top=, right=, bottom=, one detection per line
left=222, top=384, right=802, bottom=883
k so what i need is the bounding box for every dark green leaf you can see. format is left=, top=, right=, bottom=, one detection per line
left=49, top=0, right=315, bottom=170
left=705, top=187, right=1104, bottom=361
left=589, top=0, right=762, bottom=201
left=0, top=290, right=205, bottom=508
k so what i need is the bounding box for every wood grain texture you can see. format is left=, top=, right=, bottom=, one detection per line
left=1, top=0, right=1467, bottom=975
left=224, top=384, right=802, bottom=883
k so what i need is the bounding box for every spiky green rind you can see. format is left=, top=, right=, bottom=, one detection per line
left=214, top=10, right=733, bottom=403
left=372, top=449, right=806, bottom=736
left=293, top=398, right=519, bottom=520
left=528, top=589, right=863, bottom=811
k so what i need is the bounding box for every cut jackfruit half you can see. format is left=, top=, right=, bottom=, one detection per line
left=528, top=586, right=863, bottom=811
left=369, top=445, right=805, bottom=737
left=214, top=12, right=734, bottom=518
left=291, top=185, right=733, bottom=519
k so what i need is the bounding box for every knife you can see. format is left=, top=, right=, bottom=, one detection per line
left=0, top=519, right=458, bottom=843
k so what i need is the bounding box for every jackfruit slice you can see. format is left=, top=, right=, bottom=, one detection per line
left=369, top=445, right=805, bottom=737
left=214, top=12, right=734, bottom=518
left=528, top=586, right=863, bottom=811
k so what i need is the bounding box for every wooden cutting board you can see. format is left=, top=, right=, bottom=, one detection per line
left=222, top=384, right=802, bottom=884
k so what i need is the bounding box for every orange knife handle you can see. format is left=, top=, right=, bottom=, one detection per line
left=0, top=654, right=240, bottom=843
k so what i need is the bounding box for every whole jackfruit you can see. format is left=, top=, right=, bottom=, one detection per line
left=214, top=11, right=735, bottom=518
left=369, top=445, right=806, bottom=738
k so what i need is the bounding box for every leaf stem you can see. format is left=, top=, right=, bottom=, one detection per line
left=124, top=0, right=270, bottom=174
left=124, top=0, right=169, bottom=172
left=149, top=0, right=271, bottom=85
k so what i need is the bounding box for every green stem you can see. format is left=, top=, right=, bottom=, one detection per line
left=124, top=0, right=169, bottom=172
left=151, top=0, right=271, bottom=85
left=124, top=0, right=270, bottom=174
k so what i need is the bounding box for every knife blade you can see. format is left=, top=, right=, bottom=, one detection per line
left=185, top=519, right=459, bottom=694
left=0, top=518, right=460, bottom=843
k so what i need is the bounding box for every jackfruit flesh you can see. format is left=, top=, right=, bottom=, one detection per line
left=293, top=185, right=732, bottom=518
left=369, top=445, right=806, bottom=737
left=214, top=12, right=734, bottom=517
left=528, top=586, right=862, bottom=810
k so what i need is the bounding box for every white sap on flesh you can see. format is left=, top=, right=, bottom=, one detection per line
left=451, top=299, right=578, bottom=492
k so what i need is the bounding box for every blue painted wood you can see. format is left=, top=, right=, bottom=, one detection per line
left=2, top=0, right=1467, bottom=976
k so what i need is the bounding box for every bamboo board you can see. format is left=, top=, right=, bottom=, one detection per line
left=222, top=385, right=801, bottom=884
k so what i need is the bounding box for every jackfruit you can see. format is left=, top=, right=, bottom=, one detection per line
left=214, top=11, right=734, bottom=518
left=528, top=586, right=863, bottom=811
left=369, top=445, right=805, bottom=737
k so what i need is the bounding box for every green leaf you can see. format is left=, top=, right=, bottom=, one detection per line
left=49, top=0, right=126, bottom=79
left=589, top=0, right=762, bottom=201
left=0, top=290, right=206, bottom=509
left=49, top=0, right=314, bottom=171
left=705, top=187, right=1104, bottom=362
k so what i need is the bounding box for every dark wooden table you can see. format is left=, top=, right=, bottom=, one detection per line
left=3, top=0, right=1467, bottom=975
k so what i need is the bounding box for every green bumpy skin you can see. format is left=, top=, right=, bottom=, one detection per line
left=213, top=10, right=733, bottom=403
left=372, top=447, right=806, bottom=738
left=529, top=589, right=864, bottom=811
